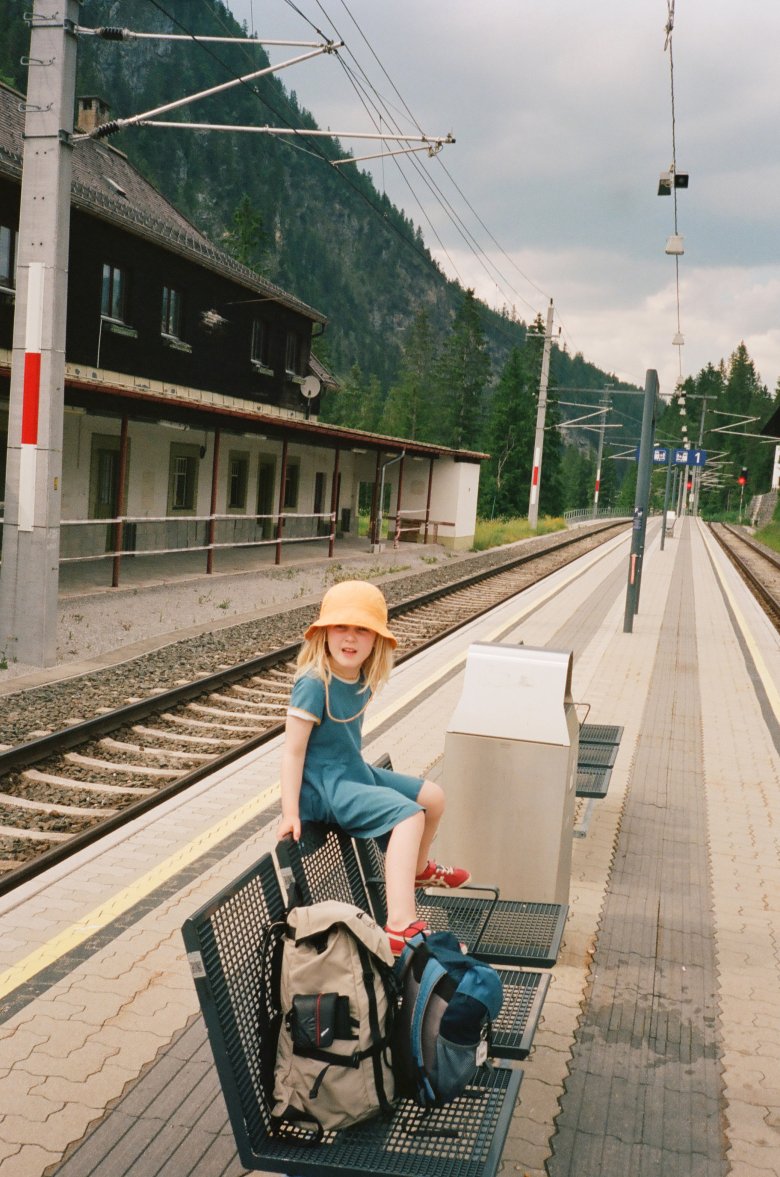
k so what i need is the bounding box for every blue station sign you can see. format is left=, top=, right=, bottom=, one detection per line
left=637, top=446, right=707, bottom=467
left=674, top=448, right=707, bottom=466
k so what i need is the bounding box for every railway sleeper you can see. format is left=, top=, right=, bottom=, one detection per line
left=184, top=702, right=270, bottom=722
left=64, top=752, right=180, bottom=778
left=0, top=823, right=69, bottom=842
left=100, top=738, right=213, bottom=763
left=130, top=725, right=241, bottom=746
left=206, top=693, right=287, bottom=712
left=160, top=712, right=263, bottom=733
left=228, top=684, right=288, bottom=701
left=23, top=768, right=155, bottom=795
left=0, top=791, right=115, bottom=817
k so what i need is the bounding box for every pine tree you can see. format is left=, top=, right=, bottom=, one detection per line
left=319, top=363, right=366, bottom=428
left=479, top=345, right=536, bottom=516
left=436, top=290, right=491, bottom=450
left=381, top=310, right=437, bottom=440
left=224, top=195, right=267, bottom=270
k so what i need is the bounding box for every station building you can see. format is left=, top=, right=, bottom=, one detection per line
left=0, top=82, right=485, bottom=587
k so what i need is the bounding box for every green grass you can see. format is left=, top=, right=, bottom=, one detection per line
left=472, top=515, right=566, bottom=551
left=755, top=520, right=780, bottom=554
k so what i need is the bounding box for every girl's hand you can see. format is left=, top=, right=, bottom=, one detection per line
left=277, top=813, right=301, bottom=842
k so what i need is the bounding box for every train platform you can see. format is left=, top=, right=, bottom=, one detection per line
left=0, top=516, right=778, bottom=1176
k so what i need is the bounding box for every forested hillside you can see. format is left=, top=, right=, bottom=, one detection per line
left=0, top=0, right=646, bottom=515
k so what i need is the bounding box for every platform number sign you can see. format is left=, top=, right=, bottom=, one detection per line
left=637, top=446, right=707, bottom=466
left=673, top=448, right=707, bottom=466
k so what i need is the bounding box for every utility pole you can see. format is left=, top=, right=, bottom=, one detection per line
left=691, top=394, right=711, bottom=516
left=591, top=386, right=612, bottom=519
left=623, top=369, right=658, bottom=633
left=527, top=299, right=554, bottom=530
left=0, top=1, right=79, bottom=666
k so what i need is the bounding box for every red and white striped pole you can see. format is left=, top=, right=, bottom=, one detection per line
left=527, top=299, right=554, bottom=530
left=18, top=261, right=44, bottom=532
left=0, top=0, right=78, bottom=667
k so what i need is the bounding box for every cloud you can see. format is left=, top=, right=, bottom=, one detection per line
left=227, top=0, right=780, bottom=398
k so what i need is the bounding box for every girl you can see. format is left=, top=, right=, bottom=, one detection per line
left=277, top=579, right=470, bottom=955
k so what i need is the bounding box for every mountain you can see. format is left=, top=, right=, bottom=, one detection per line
left=0, top=0, right=635, bottom=418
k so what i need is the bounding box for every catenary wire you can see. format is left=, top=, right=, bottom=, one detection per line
left=151, top=0, right=581, bottom=356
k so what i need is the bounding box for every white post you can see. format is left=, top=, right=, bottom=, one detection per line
left=0, top=1, right=79, bottom=666
left=527, top=299, right=554, bottom=530
left=591, top=387, right=611, bottom=518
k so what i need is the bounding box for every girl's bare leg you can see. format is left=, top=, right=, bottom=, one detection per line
left=384, top=782, right=446, bottom=928
left=384, top=809, right=424, bottom=929
left=415, top=780, right=445, bottom=874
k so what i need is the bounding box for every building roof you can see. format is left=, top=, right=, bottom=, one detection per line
left=0, top=81, right=326, bottom=323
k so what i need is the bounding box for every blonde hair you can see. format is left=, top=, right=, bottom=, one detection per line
left=296, top=627, right=395, bottom=697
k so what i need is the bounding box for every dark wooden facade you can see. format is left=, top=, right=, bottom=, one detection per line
left=0, top=175, right=321, bottom=417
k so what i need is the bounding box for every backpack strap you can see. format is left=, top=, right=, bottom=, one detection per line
left=410, top=955, right=448, bottom=1105
left=355, top=938, right=395, bottom=1117
left=270, top=1103, right=325, bottom=1144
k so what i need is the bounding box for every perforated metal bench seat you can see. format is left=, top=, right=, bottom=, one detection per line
left=576, top=723, right=623, bottom=798
left=182, top=851, right=522, bottom=1176
left=351, top=832, right=568, bottom=972
left=578, top=742, right=618, bottom=769
left=281, top=823, right=551, bottom=1059
left=579, top=722, right=624, bottom=745
left=576, top=766, right=613, bottom=799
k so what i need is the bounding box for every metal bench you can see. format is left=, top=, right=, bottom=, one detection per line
left=182, top=850, right=523, bottom=1176
left=576, top=723, right=623, bottom=800
left=362, top=755, right=568, bottom=969
left=279, top=822, right=550, bottom=1061
left=354, top=833, right=567, bottom=969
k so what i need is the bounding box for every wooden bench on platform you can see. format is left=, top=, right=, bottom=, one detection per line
left=182, top=850, right=523, bottom=1176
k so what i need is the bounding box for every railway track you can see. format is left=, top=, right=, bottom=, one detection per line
left=709, top=522, right=780, bottom=627
left=0, top=521, right=628, bottom=891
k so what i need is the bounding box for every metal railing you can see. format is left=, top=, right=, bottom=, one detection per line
left=0, top=509, right=340, bottom=587
left=563, top=507, right=631, bottom=525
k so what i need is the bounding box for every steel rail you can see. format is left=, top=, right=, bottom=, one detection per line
left=709, top=522, right=780, bottom=627
left=0, top=520, right=626, bottom=894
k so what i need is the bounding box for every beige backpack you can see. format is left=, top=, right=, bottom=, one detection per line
left=272, top=900, right=397, bottom=1135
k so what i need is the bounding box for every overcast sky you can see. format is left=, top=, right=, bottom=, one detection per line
left=226, top=1, right=780, bottom=400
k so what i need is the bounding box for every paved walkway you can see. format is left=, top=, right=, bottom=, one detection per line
left=1, top=519, right=779, bottom=1176
left=548, top=530, right=724, bottom=1175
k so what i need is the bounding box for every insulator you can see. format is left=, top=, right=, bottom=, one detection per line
left=92, top=120, right=122, bottom=140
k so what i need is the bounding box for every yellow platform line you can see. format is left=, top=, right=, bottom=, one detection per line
left=0, top=542, right=616, bottom=1000
left=0, top=781, right=278, bottom=1001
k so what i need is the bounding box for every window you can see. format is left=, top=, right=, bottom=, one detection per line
left=167, top=444, right=200, bottom=513
left=313, top=471, right=327, bottom=516
left=0, top=225, right=17, bottom=289
left=283, top=461, right=300, bottom=510
left=227, top=452, right=249, bottom=510
left=256, top=458, right=276, bottom=540
left=101, top=263, right=127, bottom=321
left=251, top=318, right=271, bottom=369
left=285, top=330, right=302, bottom=377
left=161, top=285, right=183, bottom=338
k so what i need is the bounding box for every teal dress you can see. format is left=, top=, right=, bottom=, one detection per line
left=288, top=671, right=423, bottom=839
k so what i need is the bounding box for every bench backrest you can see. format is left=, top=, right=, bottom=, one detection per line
left=279, top=821, right=374, bottom=914
left=181, top=852, right=286, bottom=1168
left=352, top=834, right=390, bottom=926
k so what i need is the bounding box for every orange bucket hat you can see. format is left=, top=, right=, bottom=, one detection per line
left=305, top=580, right=397, bottom=648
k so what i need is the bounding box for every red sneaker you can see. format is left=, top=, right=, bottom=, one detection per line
left=415, top=860, right=471, bottom=889
left=384, top=919, right=430, bottom=957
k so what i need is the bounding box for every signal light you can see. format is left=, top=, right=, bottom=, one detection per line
left=738, top=467, right=748, bottom=486
left=686, top=479, right=693, bottom=491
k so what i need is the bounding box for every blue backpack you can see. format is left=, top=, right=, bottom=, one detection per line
left=392, top=931, right=503, bottom=1106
